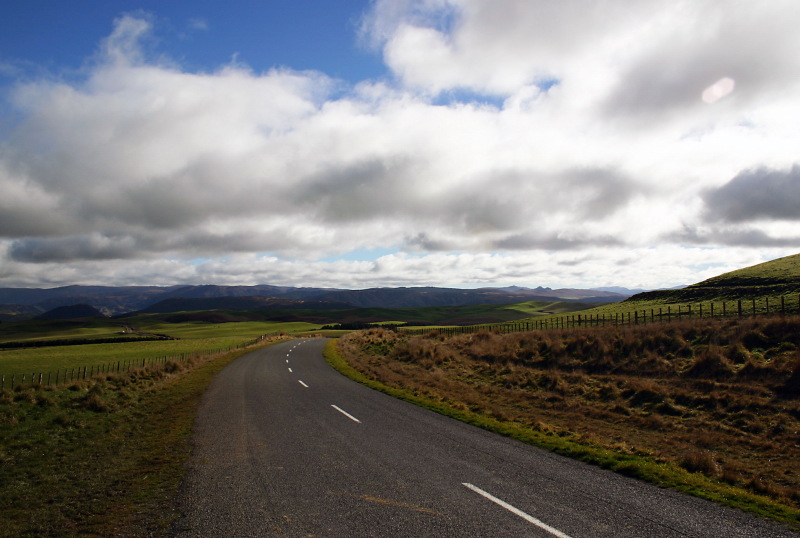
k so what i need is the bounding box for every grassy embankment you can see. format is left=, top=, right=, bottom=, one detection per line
left=328, top=316, right=800, bottom=531
left=0, top=327, right=293, bottom=536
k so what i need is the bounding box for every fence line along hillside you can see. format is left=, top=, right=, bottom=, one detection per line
left=2, top=333, right=281, bottom=392
left=399, top=294, right=800, bottom=337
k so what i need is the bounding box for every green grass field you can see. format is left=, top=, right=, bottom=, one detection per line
left=125, top=318, right=321, bottom=339
left=0, top=337, right=248, bottom=377
left=0, top=316, right=323, bottom=378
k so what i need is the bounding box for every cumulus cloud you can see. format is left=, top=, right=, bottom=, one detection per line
left=1, top=4, right=800, bottom=288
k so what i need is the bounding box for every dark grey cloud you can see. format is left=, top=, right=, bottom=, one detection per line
left=300, top=162, right=638, bottom=254
left=702, top=165, right=800, bottom=223
left=9, top=235, right=139, bottom=262
left=560, top=168, right=638, bottom=219
left=496, top=232, right=621, bottom=251
left=6, top=226, right=314, bottom=263
left=404, top=233, right=461, bottom=252
left=665, top=224, right=800, bottom=248
left=0, top=204, right=68, bottom=237
left=300, top=159, right=418, bottom=222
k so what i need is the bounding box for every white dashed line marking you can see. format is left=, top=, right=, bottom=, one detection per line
left=462, top=483, right=572, bottom=538
left=331, top=405, right=361, bottom=423
left=288, top=368, right=293, bottom=373
left=298, top=380, right=309, bottom=388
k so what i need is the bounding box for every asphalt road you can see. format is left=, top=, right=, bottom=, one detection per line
left=173, top=338, right=799, bottom=537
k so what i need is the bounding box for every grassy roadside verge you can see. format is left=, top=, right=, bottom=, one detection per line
left=0, top=337, right=288, bottom=537
left=323, top=338, right=800, bottom=531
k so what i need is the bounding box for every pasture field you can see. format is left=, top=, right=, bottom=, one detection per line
left=125, top=318, right=320, bottom=339
left=0, top=337, right=251, bottom=377
left=0, top=316, right=321, bottom=377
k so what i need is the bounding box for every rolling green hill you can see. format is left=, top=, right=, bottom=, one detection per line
left=627, top=252, right=800, bottom=304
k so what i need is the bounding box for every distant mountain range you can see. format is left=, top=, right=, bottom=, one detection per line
left=4, top=253, right=797, bottom=322
left=0, top=283, right=629, bottom=320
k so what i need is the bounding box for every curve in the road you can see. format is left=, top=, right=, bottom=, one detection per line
left=173, top=338, right=799, bottom=537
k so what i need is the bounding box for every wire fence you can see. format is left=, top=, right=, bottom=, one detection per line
left=399, top=294, right=800, bottom=337
left=2, top=332, right=282, bottom=392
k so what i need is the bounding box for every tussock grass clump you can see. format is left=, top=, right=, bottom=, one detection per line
left=679, top=449, right=719, bottom=476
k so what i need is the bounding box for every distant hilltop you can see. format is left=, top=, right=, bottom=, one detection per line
left=34, top=303, right=105, bottom=320
left=627, top=253, right=800, bottom=303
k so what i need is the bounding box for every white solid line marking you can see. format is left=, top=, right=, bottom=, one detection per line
left=462, top=483, right=572, bottom=538
left=288, top=368, right=293, bottom=372
left=331, top=405, right=361, bottom=423
left=298, top=380, right=309, bottom=388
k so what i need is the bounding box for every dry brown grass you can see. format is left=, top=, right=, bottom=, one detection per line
left=338, top=316, right=800, bottom=509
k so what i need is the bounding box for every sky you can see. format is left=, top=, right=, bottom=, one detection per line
left=1, top=0, right=799, bottom=291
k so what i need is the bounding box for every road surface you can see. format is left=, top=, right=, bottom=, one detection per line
left=173, top=338, right=799, bottom=537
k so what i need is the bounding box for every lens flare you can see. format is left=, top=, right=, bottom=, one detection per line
left=702, top=77, right=735, bottom=104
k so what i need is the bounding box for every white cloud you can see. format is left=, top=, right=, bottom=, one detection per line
left=187, top=18, right=209, bottom=32
left=1, top=4, right=800, bottom=289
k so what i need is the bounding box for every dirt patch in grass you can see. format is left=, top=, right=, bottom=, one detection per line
left=331, top=320, right=800, bottom=529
